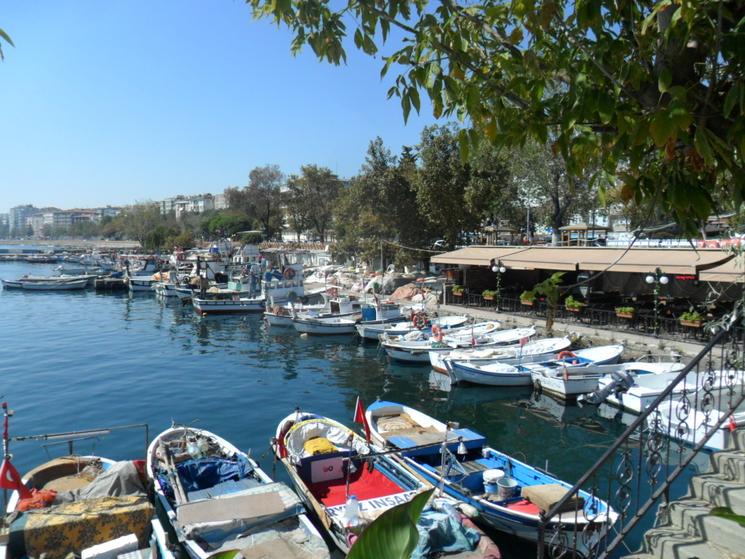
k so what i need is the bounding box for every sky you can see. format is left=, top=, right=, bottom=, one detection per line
left=0, top=1, right=437, bottom=213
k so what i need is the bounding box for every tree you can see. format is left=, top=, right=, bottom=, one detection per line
left=284, top=179, right=311, bottom=241
left=248, top=164, right=285, bottom=239
left=291, top=165, right=342, bottom=242
left=205, top=211, right=254, bottom=238
left=248, top=0, right=745, bottom=234
left=0, top=28, right=12, bottom=61
left=415, top=125, right=478, bottom=248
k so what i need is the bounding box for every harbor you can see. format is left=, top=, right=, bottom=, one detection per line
left=1, top=247, right=740, bottom=558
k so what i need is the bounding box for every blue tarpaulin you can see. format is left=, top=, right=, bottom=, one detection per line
left=411, top=503, right=480, bottom=559
left=157, top=456, right=253, bottom=500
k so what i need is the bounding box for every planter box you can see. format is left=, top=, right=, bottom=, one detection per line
left=520, top=300, right=534, bottom=307
left=616, top=312, right=635, bottom=319
left=452, top=292, right=464, bottom=298
left=680, top=319, right=703, bottom=328
left=566, top=307, right=582, bottom=313
left=483, top=295, right=495, bottom=301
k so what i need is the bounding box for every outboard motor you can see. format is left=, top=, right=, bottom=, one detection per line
left=580, top=369, right=635, bottom=405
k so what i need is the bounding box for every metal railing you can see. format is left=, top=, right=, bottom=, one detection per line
left=534, top=315, right=745, bottom=558
left=447, top=288, right=716, bottom=343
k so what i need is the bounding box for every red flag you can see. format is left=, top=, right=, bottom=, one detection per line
left=519, top=337, right=529, bottom=346
left=353, top=397, right=371, bottom=443
left=0, top=459, right=32, bottom=499
left=729, top=415, right=738, bottom=433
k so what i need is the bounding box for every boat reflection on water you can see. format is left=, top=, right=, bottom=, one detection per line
left=428, top=370, right=531, bottom=405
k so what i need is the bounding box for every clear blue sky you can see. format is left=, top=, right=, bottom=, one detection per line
left=1, top=1, right=437, bottom=213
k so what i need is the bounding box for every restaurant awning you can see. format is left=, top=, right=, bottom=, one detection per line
left=431, top=246, right=734, bottom=276
left=699, top=258, right=745, bottom=283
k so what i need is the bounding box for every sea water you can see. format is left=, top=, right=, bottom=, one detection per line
left=0, top=260, right=707, bottom=557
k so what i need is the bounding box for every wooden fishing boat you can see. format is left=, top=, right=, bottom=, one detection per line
left=356, top=314, right=469, bottom=341
left=2, top=455, right=163, bottom=558
left=366, top=401, right=617, bottom=558
left=292, top=316, right=358, bottom=335
left=272, top=410, right=500, bottom=557
left=382, top=324, right=527, bottom=364
left=430, top=337, right=571, bottom=373
left=192, top=295, right=265, bottom=315
left=448, top=344, right=624, bottom=387
left=533, top=359, right=683, bottom=400
left=148, top=425, right=330, bottom=559
left=19, top=278, right=89, bottom=291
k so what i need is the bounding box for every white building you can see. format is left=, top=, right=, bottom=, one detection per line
left=160, top=194, right=216, bottom=219
left=9, top=205, right=37, bottom=235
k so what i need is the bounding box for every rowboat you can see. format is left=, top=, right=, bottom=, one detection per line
left=272, top=410, right=500, bottom=557
left=356, top=314, right=469, bottom=341
left=192, top=296, right=265, bottom=315
left=292, top=315, right=358, bottom=335
left=447, top=345, right=624, bottom=388
left=3, top=455, right=166, bottom=558
left=366, top=401, right=617, bottom=558
left=382, top=324, right=529, bottom=364
left=19, top=278, right=89, bottom=291
left=529, top=355, right=686, bottom=401
left=430, top=337, right=571, bottom=373
left=148, top=426, right=329, bottom=559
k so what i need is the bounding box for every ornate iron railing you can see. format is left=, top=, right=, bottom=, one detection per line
left=535, top=315, right=745, bottom=558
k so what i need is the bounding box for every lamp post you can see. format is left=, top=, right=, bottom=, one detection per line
left=491, top=259, right=507, bottom=310
left=645, top=267, right=669, bottom=336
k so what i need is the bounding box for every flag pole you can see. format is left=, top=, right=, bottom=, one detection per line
left=3, top=402, right=10, bottom=509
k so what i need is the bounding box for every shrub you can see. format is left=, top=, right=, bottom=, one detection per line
left=565, top=295, right=585, bottom=309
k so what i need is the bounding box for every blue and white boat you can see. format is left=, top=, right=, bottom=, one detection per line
left=447, top=344, right=624, bottom=387
left=366, top=401, right=617, bottom=557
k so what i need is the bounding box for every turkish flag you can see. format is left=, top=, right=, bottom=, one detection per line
left=519, top=337, right=529, bottom=346
left=0, top=459, right=32, bottom=499
left=729, top=415, right=738, bottom=433
left=353, top=397, right=371, bottom=443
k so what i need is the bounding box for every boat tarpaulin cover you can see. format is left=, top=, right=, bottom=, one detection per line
left=158, top=456, right=253, bottom=498
left=411, top=504, right=481, bottom=559
left=7, top=495, right=153, bottom=559
left=54, top=460, right=146, bottom=503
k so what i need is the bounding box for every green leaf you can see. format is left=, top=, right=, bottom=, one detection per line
left=694, top=127, right=714, bottom=165
left=347, top=488, right=434, bottom=559
left=649, top=112, right=674, bottom=146
left=410, top=87, right=421, bottom=113
left=724, top=82, right=740, bottom=117
left=598, top=94, right=613, bottom=124
left=658, top=68, right=672, bottom=93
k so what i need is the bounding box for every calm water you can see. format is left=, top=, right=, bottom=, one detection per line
left=0, top=260, right=708, bottom=557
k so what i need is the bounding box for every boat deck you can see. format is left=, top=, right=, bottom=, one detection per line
left=307, top=465, right=404, bottom=507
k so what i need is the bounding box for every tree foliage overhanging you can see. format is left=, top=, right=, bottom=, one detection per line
left=247, top=0, right=745, bottom=234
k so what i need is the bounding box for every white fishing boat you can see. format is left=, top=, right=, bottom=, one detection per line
left=365, top=401, right=617, bottom=557
left=294, top=296, right=361, bottom=321
left=356, top=314, right=469, bottom=341
left=3, top=455, right=166, bottom=558
left=292, top=315, right=358, bottom=335
left=264, top=302, right=326, bottom=327
left=382, top=323, right=523, bottom=364
left=20, top=278, right=89, bottom=291
left=148, top=426, right=329, bottom=559
left=431, top=337, right=571, bottom=373
left=529, top=355, right=685, bottom=401
left=193, top=295, right=265, bottom=315
left=448, top=345, right=624, bottom=387
left=595, top=367, right=743, bottom=415
left=651, top=376, right=745, bottom=451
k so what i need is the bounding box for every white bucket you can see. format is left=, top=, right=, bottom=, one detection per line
left=497, top=476, right=518, bottom=500
left=482, top=469, right=505, bottom=494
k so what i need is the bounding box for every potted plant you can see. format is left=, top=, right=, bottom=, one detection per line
left=615, top=306, right=635, bottom=319
left=451, top=285, right=464, bottom=298
left=482, top=289, right=497, bottom=301
left=679, top=310, right=704, bottom=328
left=520, top=290, right=536, bottom=307
left=565, top=295, right=586, bottom=313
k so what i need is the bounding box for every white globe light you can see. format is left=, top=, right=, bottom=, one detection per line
left=491, top=265, right=499, bottom=273
left=499, top=266, right=506, bottom=274
left=659, top=275, right=669, bottom=285
left=645, top=275, right=655, bottom=284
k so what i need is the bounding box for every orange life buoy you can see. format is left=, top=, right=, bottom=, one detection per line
left=283, top=268, right=296, bottom=280
left=556, top=350, right=577, bottom=361
left=432, top=324, right=443, bottom=342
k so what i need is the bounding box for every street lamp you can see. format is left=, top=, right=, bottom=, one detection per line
left=645, top=267, right=669, bottom=336
left=490, top=259, right=507, bottom=309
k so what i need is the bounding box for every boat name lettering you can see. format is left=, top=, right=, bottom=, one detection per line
left=326, top=490, right=419, bottom=518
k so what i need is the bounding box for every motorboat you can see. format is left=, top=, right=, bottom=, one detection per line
left=431, top=337, right=572, bottom=373
left=365, top=401, right=617, bottom=557
left=529, top=358, right=684, bottom=400
left=292, top=315, right=358, bottom=335
left=192, top=295, right=265, bottom=316
left=447, top=345, right=624, bottom=388
left=148, top=425, right=330, bottom=559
